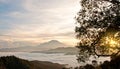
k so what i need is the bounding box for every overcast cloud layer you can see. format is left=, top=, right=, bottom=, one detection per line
left=0, top=0, right=80, bottom=46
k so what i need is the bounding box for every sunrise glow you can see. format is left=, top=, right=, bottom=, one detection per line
left=104, top=36, right=119, bottom=48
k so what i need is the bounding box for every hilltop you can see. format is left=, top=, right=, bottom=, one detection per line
left=0, top=56, right=65, bottom=69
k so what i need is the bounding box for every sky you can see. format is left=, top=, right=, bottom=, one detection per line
left=0, top=0, right=80, bottom=46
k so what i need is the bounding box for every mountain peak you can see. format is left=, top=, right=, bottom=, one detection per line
left=39, top=40, right=68, bottom=48
left=49, top=40, right=60, bottom=43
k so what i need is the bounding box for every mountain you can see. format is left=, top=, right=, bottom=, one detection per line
left=32, top=47, right=79, bottom=55
left=0, top=40, right=70, bottom=52
left=0, top=40, right=35, bottom=48
left=36, top=40, right=69, bottom=50
left=0, top=56, right=65, bottom=69
left=0, top=46, right=34, bottom=52
left=0, top=40, right=13, bottom=48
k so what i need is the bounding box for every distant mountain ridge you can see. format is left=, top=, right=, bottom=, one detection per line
left=32, top=47, right=79, bottom=55
left=36, top=40, right=69, bottom=50
left=0, top=40, right=35, bottom=48
left=0, top=40, right=70, bottom=52
left=40, top=40, right=65, bottom=47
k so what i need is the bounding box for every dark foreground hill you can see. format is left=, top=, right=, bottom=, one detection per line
left=0, top=56, right=65, bottom=69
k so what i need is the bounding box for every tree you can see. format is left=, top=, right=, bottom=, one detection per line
left=75, top=0, right=120, bottom=62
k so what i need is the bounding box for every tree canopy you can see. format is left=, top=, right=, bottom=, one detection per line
left=75, top=0, right=120, bottom=62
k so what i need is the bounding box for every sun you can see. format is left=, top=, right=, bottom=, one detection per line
left=109, top=39, right=118, bottom=47
left=105, top=36, right=119, bottom=48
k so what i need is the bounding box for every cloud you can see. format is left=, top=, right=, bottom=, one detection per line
left=0, top=0, right=80, bottom=46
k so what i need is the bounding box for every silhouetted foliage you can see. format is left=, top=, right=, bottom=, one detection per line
left=100, top=55, right=120, bottom=69
left=84, top=64, right=95, bottom=69
left=75, top=0, right=120, bottom=62
left=73, top=55, right=120, bottom=69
